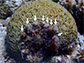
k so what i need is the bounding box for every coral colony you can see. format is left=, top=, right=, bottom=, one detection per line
left=0, top=0, right=83, bottom=63
left=6, top=0, right=78, bottom=62
left=21, top=15, right=62, bottom=36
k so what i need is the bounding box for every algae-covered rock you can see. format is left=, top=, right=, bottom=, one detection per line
left=0, top=4, right=13, bottom=19
left=19, top=22, right=77, bottom=62
left=6, top=0, right=78, bottom=57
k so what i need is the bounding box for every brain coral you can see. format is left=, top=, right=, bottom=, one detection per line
left=6, top=0, right=78, bottom=57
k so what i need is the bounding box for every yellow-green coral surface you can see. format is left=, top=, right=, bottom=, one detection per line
left=6, top=0, right=78, bottom=53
